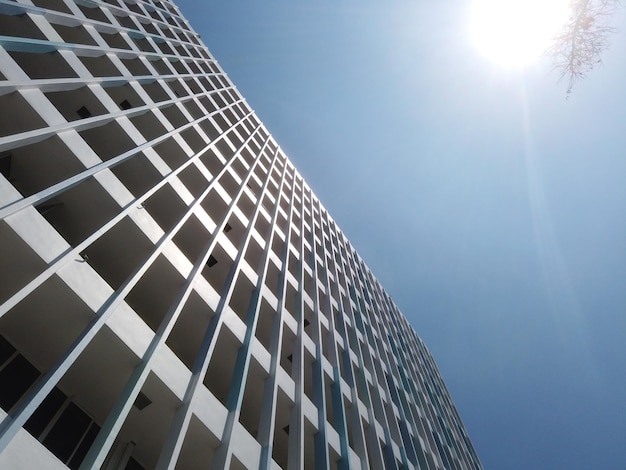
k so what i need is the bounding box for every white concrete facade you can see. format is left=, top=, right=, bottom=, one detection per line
left=0, top=1, right=481, bottom=469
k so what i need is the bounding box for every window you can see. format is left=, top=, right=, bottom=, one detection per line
left=0, top=335, right=100, bottom=470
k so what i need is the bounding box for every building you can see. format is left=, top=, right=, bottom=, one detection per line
left=0, top=1, right=481, bottom=469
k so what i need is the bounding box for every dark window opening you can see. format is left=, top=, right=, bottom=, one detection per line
left=0, top=152, right=12, bottom=179
left=0, top=336, right=100, bottom=470
left=125, top=457, right=146, bottom=470
left=76, top=106, right=92, bottom=119
left=67, top=423, right=100, bottom=470
left=43, top=402, right=92, bottom=464
left=0, top=335, right=15, bottom=365
left=133, top=391, right=152, bottom=410
left=24, top=387, right=67, bottom=437
left=0, top=354, right=40, bottom=412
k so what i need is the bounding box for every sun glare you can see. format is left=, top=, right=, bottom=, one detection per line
left=470, top=0, right=571, bottom=67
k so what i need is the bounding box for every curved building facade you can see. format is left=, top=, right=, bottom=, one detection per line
left=0, top=1, right=481, bottom=469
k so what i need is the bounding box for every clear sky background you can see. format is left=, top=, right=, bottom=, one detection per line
left=174, top=1, right=626, bottom=468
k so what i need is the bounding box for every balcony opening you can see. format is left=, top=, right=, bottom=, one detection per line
left=37, top=176, right=122, bottom=247
left=284, top=275, right=298, bottom=319
left=229, top=155, right=247, bottom=183
left=228, top=273, right=254, bottom=323
left=279, top=326, right=296, bottom=377
left=239, top=147, right=255, bottom=169
left=120, top=57, right=150, bottom=76
left=176, top=415, right=220, bottom=468
left=77, top=3, right=109, bottom=23
left=201, top=242, right=233, bottom=295
left=303, top=348, right=316, bottom=406
left=168, top=59, right=187, bottom=75
left=0, top=91, right=47, bottom=138
left=152, top=136, right=189, bottom=171
left=271, top=388, right=293, bottom=469
left=238, top=356, right=267, bottom=439
left=203, top=327, right=240, bottom=407
left=221, top=113, right=237, bottom=133
left=160, top=103, right=188, bottom=130
left=236, top=189, right=255, bottom=223
left=215, top=137, right=235, bottom=161
left=198, top=77, right=214, bottom=94
left=102, top=82, right=144, bottom=110
left=31, top=0, right=71, bottom=14
left=81, top=216, right=154, bottom=291
left=259, top=197, right=276, bottom=231
left=136, top=18, right=157, bottom=35
left=131, top=36, right=156, bottom=53
left=265, top=257, right=281, bottom=297
left=112, top=12, right=135, bottom=30
left=166, top=78, right=186, bottom=98
left=53, top=23, right=97, bottom=46
left=229, top=455, right=246, bottom=470
left=0, top=334, right=104, bottom=470
left=271, top=230, right=284, bottom=261
left=125, top=254, right=185, bottom=333
left=129, top=109, right=167, bottom=142
left=79, top=120, right=136, bottom=161
left=102, top=32, right=131, bottom=50
left=143, top=182, right=188, bottom=233
left=109, top=151, right=163, bottom=198
left=183, top=99, right=204, bottom=120
left=49, top=88, right=104, bottom=124
left=111, top=372, right=180, bottom=469
left=199, top=94, right=217, bottom=113
left=254, top=297, right=275, bottom=353
left=184, top=78, right=202, bottom=95
left=243, top=236, right=263, bottom=275
left=0, top=271, right=97, bottom=376
left=179, top=127, right=206, bottom=153
left=0, top=13, right=46, bottom=40
left=172, top=213, right=211, bottom=265
left=199, top=187, right=228, bottom=229
left=198, top=148, right=225, bottom=179
left=146, top=57, right=169, bottom=75
left=211, top=86, right=226, bottom=103
left=141, top=81, right=169, bottom=103
left=166, top=290, right=215, bottom=370
left=303, top=418, right=317, bottom=470
left=222, top=213, right=244, bottom=252
left=324, top=372, right=336, bottom=431
left=78, top=54, right=122, bottom=78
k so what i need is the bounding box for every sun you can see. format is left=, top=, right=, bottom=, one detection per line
left=470, top=0, right=571, bottom=67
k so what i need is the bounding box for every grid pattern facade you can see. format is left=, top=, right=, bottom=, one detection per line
left=0, top=1, right=481, bottom=469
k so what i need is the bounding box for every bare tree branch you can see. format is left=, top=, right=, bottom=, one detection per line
left=548, top=0, right=621, bottom=95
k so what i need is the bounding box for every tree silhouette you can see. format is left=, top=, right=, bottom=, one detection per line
left=549, top=0, right=621, bottom=94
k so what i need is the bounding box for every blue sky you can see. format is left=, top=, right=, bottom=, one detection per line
left=175, top=1, right=626, bottom=468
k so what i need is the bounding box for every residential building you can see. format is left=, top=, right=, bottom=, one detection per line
left=0, top=0, right=481, bottom=468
